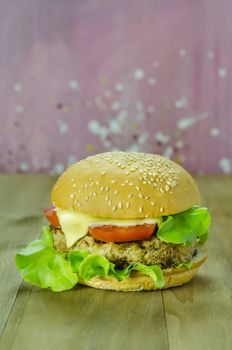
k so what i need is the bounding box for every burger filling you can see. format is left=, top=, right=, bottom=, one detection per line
left=52, top=227, right=196, bottom=269
left=15, top=205, right=210, bottom=292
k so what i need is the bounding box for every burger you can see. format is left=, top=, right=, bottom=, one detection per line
left=16, top=152, right=211, bottom=291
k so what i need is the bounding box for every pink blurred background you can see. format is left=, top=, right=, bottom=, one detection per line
left=0, top=0, right=231, bottom=175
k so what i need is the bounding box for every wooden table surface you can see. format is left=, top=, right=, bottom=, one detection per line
left=0, top=175, right=231, bottom=350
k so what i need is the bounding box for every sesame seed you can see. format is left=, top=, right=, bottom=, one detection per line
left=71, top=178, right=74, bottom=182
left=105, top=195, right=109, bottom=200
left=128, top=194, right=133, bottom=199
left=139, top=206, right=143, bottom=213
left=165, top=185, right=170, bottom=191
left=108, top=200, right=112, bottom=206
left=114, top=190, right=119, bottom=195
left=160, top=207, right=164, bottom=212
left=111, top=179, right=116, bottom=184
left=70, top=193, right=75, bottom=198
left=118, top=202, right=123, bottom=209
left=100, top=186, right=105, bottom=192
left=150, top=201, right=155, bottom=206
left=101, top=171, right=106, bottom=175
left=93, top=192, right=97, bottom=196
left=145, top=196, right=150, bottom=200
left=95, top=181, right=100, bottom=185
left=112, top=206, right=117, bottom=212
left=85, top=196, right=89, bottom=201
left=72, top=184, right=77, bottom=188
left=105, top=186, right=109, bottom=192
left=138, top=193, right=143, bottom=199
left=160, top=187, right=164, bottom=194
left=126, top=202, right=130, bottom=209
left=129, top=182, right=133, bottom=186
left=136, top=186, right=141, bottom=191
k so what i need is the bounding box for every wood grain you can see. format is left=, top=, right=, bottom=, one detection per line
left=0, top=175, right=55, bottom=338
left=162, top=176, right=232, bottom=350
left=0, top=175, right=231, bottom=350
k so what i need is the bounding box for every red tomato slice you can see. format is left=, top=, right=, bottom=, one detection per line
left=89, top=224, right=156, bottom=243
left=44, top=205, right=60, bottom=227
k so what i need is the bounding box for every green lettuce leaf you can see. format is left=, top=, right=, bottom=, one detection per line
left=69, top=250, right=165, bottom=288
left=15, top=226, right=78, bottom=292
left=176, top=261, right=193, bottom=269
left=157, top=206, right=211, bottom=245
left=18, top=207, right=210, bottom=293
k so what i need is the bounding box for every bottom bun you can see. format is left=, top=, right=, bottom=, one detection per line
left=79, top=246, right=208, bottom=291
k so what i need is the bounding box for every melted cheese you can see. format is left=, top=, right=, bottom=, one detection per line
left=56, top=209, right=163, bottom=248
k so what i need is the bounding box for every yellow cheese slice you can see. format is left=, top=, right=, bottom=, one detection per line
left=56, top=209, right=163, bottom=248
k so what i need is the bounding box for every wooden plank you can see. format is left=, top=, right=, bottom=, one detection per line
left=0, top=286, right=168, bottom=350
left=0, top=175, right=55, bottom=337
left=0, top=174, right=55, bottom=220
left=162, top=176, right=232, bottom=350
left=0, top=175, right=169, bottom=350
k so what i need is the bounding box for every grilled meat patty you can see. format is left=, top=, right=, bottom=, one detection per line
left=52, top=227, right=196, bottom=269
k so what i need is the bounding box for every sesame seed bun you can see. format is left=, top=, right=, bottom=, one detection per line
left=51, top=152, right=200, bottom=218
left=79, top=247, right=208, bottom=291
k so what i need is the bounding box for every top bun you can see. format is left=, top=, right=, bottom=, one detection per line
left=51, top=152, right=200, bottom=219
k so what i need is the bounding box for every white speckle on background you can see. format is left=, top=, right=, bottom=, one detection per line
left=219, top=158, right=231, bottom=174
left=152, top=61, right=160, bottom=68
left=115, top=83, right=124, bottom=92
left=19, top=162, right=29, bottom=171
left=175, top=96, right=188, bottom=109
left=179, top=49, right=187, bottom=57
left=109, top=119, right=121, bottom=134
left=52, top=163, right=65, bottom=175
left=88, top=120, right=101, bottom=134
left=154, top=132, right=170, bottom=144
left=210, top=128, right=220, bottom=137
left=136, top=101, right=144, bottom=111
left=177, top=117, right=196, bottom=129
left=127, top=144, right=140, bottom=152
left=69, top=80, right=80, bottom=90
left=98, top=127, right=109, bottom=139
left=163, top=146, right=174, bottom=159
left=88, top=120, right=108, bottom=138
left=136, top=113, right=145, bottom=122
left=104, top=90, right=112, bottom=98
left=112, top=101, right=122, bottom=111
left=15, top=105, right=24, bottom=114
left=138, top=132, right=149, bottom=144
left=147, top=77, right=157, bottom=86
left=102, top=139, right=112, bottom=148
left=175, top=140, right=184, bottom=148
left=218, top=68, right=227, bottom=78
left=147, top=106, right=155, bottom=114
left=207, top=51, right=215, bottom=59
left=117, top=109, right=128, bottom=122
left=133, top=69, right=144, bottom=80
left=13, top=83, right=22, bottom=92
left=68, top=155, right=77, bottom=165
left=58, top=119, right=68, bottom=134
